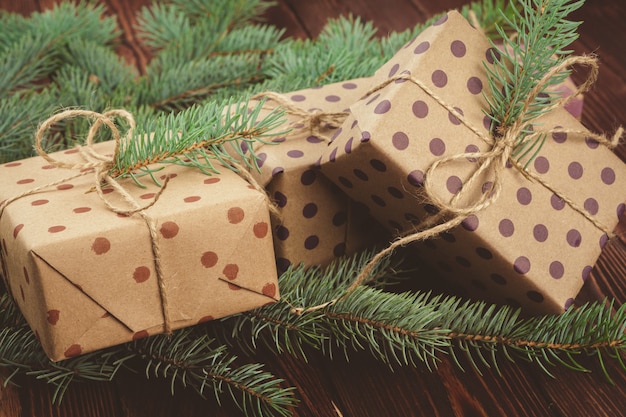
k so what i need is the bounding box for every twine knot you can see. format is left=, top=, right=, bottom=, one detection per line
left=252, top=91, right=349, bottom=142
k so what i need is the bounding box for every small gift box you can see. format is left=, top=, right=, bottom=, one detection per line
left=0, top=138, right=279, bottom=361
left=230, top=80, right=388, bottom=273
left=319, top=11, right=626, bottom=314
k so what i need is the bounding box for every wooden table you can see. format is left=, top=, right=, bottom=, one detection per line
left=1, top=1, right=626, bottom=416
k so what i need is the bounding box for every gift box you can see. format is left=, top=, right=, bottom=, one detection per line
left=319, top=11, right=626, bottom=314
left=230, top=80, right=388, bottom=273
left=0, top=140, right=279, bottom=361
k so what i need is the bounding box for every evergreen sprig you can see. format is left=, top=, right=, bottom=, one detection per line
left=218, top=252, right=626, bottom=379
left=1, top=1, right=625, bottom=416
left=125, top=329, right=296, bottom=417
left=485, top=0, right=585, bottom=165
left=110, top=98, right=287, bottom=182
left=0, top=292, right=296, bottom=415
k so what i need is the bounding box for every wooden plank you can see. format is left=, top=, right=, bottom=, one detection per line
left=16, top=378, right=121, bottom=417
left=283, top=0, right=428, bottom=38
left=0, top=379, right=22, bottom=417
left=1, top=1, right=626, bottom=417
left=0, top=0, right=39, bottom=14
left=262, top=1, right=309, bottom=39
left=102, top=0, right=153, bottom=75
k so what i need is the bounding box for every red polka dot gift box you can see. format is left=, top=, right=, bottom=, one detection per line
left=226, top=80, right=388, bottom=273
left=319, top=11, right=626, bottom=314
left=0, top=141, right=279, bottom=361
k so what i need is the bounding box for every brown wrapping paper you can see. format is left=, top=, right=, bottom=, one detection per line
left=230, top=80, right=388, bottom=273
left=320, top=11, right=626, bottom=314
left=0, top=141, right=279, bottom=360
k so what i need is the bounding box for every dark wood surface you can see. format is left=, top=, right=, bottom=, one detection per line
left=1, top=1, right=626, bottom=416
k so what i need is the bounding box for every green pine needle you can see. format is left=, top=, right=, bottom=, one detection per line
left=110, top=98, right=287, bottom=183
left=486, top=0, right=584, bottom=141
left=126, top=329, right=296, bottom=417
left=220, top=251, right=626, bottom=379
left=1, top=1, right=625, bottom=416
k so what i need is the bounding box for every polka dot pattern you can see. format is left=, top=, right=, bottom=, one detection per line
left=313, top=10, right=626, bottom=315
left=1, top=143, right=283, bottom=359
left=231, top=77, right=390, bottom=275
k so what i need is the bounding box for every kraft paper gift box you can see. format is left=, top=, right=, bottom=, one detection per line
left=229, top=79, right=388, bottom=273
left=319, top=11, right=626, bottom=314
left=0, top=140, right=279, bottom=361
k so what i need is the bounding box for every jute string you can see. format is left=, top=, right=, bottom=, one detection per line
left=245, top=92, right=352, bottom=237
left=251, top=91, right=349, bottom=143
left=0, top=109, right=176, bottom=334
left=291, top=54, right=622, bottom=315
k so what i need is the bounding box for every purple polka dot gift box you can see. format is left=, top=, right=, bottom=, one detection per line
left=0, top=140, right=279, bottom=361
left=227, top=80, right=388, bottom=273
left=319, top=11, right=626, bottom=314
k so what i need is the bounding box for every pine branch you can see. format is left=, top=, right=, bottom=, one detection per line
left=486, top=0, right=584, bottom=137
left=0, top=90, right=58, bottom=163
left=263, top=15, right=383, bottom=91
left=61, top=39, right=138, bottom=96
left=125, top=329, right=296, bottom=417
left=0, top=11, right=28, bottom=52
left=460, top=0, right=520, bottom=39
left=0, top=33, right=60, bottom=96
left=110, top=97, right=287, bottom=182
left=26, top=3, right=119, bottom=47
left=0, top=2, right=119, bottom=96
left=142, top=54, right=270, bottom=111
left=218, top=251, right=626, bottom=380
left=136, top=0, right=277, bottom=60
left=216, top=251, right=449, bottom=368
left=0, top=293, right=296, bottom=415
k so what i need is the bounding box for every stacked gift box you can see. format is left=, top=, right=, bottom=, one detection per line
left=0, top=10, right=623, bottom=361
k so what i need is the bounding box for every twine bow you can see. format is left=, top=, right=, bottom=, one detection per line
left=0, top=109, right=174, bottom=334
left=292, top=54, right=623, bottom=315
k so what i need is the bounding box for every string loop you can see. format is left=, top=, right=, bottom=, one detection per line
left=2, top=109, right=174, bottom=334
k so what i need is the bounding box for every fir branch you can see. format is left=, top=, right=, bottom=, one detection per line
left=0, top=292, right=296, bottom=414
left=125, top=329, right=297, bottom=417
left=0, top=90, right=58, bottom=163
left=0, top=323, right=128, bottom=403
left=262, top=15, right=383, bottom=91
left=219, top=251, right=626, bottom=379
left=136, top=0, right=276, bottom=59
left=0, top=33, right=60, bottom=96
left=486, top=0, right=584, bottom=137
left=26, top=3, right=119, bottom=48
left=61, top=39, right=138, bottom=96
left=212, top=25, right=283, bottom=55
left=54, top=65, right=109, bottom=111
left=142, top=53, right=270, bottom=111
left=111, top=98, right=287, bottom=181
left=169, top=0, right=276, bottom=30
left=0, top=11, right=28, bottom=52
left=0, top=2, right=119, bottom=95
left=217, top=251, right=450, bottom=368
left=135, top=3, right=194, bottom=51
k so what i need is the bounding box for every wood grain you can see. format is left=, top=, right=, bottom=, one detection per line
left=1, top=1, right=626, bottom=416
